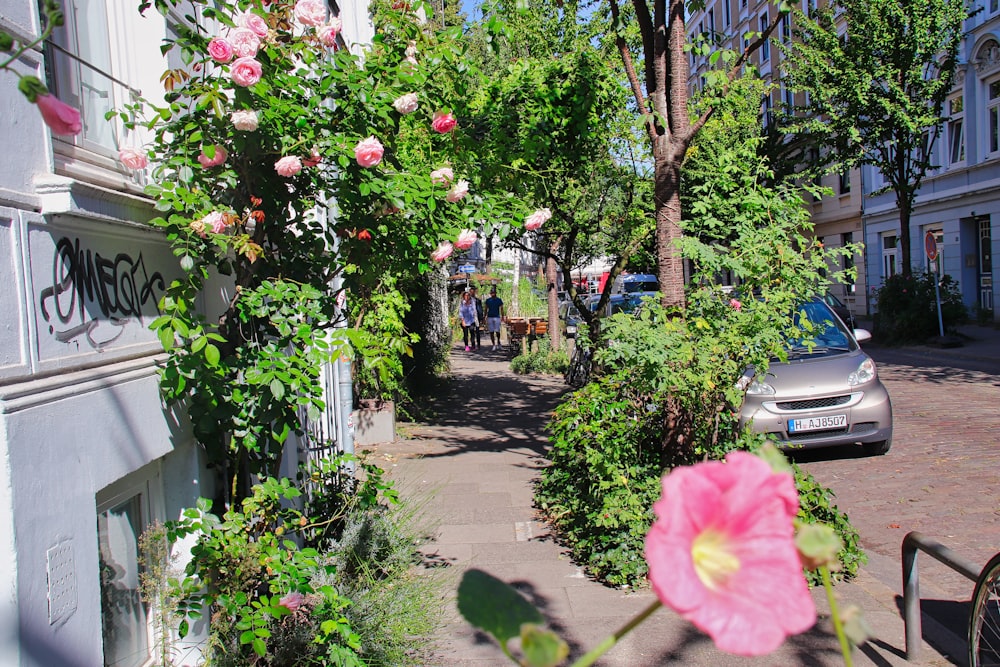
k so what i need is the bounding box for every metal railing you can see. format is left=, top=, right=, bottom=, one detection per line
left=902, top=531, right=981, bottom=660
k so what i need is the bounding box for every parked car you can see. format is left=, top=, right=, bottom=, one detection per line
left=821, top=292, right=856, bottom=330
left=613, top=273, right=659, bottom=294
left=560, top=292, right=654, bottom=337
left=738, top=299, right=893, bottom=456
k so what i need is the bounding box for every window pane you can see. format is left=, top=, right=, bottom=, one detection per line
left=950, top=119, right=965, bottom=163
left=992, top=107, right=1000, bottom=153
left=98, top=495, right=149, bottom=667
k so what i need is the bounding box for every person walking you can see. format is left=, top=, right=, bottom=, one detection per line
left=458, top=290, right=478, bottom=352
left=469, top=286, right=484, bottom=350
left=484, top=287, right=505, bottom=350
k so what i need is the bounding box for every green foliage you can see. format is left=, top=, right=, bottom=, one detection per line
left=509, top=339, right=568, bottom=375
left=349, top=274, right=419, bottom=404
left=873, top=271, right=968, bottom=344
left=794, top=465, right=867, bottom=584
left=514, top=278, right=547, bottom=318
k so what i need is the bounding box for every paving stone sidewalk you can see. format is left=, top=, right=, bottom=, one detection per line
left=370, top=344, right=958, bottom=666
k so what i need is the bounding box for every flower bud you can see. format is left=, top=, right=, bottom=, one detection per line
left=0, top=32, right=15, bottom=52
left=17, top=75, right=48, bottom=103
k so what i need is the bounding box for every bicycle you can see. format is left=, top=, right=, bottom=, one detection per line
left=970, top=552, right=1000, bottom=666
left=564, top=343, right=592, bottom=388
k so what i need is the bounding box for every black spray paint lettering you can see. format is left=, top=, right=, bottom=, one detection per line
left=38, top=237, right=166, bottom=350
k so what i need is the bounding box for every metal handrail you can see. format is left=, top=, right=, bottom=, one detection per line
left=902, top=531, right=981, bottom=660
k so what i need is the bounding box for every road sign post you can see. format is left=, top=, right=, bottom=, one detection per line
left=458, top=264, right=476, bottom=274
left=925, top=231, right=944, bottom=337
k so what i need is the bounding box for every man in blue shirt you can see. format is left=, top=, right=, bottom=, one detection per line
left=484, top=287, right=505, bottom=351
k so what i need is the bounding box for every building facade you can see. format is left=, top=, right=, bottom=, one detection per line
left=0, top=2, right=369, bottom=665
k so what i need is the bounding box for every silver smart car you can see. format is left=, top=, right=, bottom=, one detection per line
left=738, top=299, right=893, bottom=455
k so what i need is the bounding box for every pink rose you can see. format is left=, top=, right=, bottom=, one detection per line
left=430, top=241, right=453, bottom=262
left=431, top=111, right=457, bottom=134
left=524, top=208, right=551, bottom=231
left=230, top=57, right=262, bottom=87
left=294, top=0, right=326, bottom=26
left=454, top=229, right=477, bottom=250
left=729, top=298, right=742, bottom=311
left=430, top=166, right=453, bottom=184
left=207, top=37, right=234, bottom=63
left=231, top=110, right=259, bottom=131
left=275, top=155, right=303, bottom=177
left=228, top=28, right=261, bottom=58
left=446, top=180, right=469, bottom=203
left=645, top=451, right=815, bottom=656
left=118, top=148, right=148, bottom=170
left=318, top=17, right=343, bottom=47
left=302, top=148, right=321, bottom=168
left=35, top=94, right=82, bottom=136
left=197, top=145, right=228, bottom=168
left=354, top=136, right=384, bottom=168
left=202, top=211, right=228, bottom=234
left=278, top=592, right=306, bottom=613
left=236, top=10, right=269, bottom=38
left=393, top=92, right=418, bottom=115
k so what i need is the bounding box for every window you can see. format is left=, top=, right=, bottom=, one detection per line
left=803, top=0, right=818, bottom=17
left=723, top=0, right=732, bottom=28
left=762, top=93, right=773, bottom=129
left=990, top=80, right=1000, bottom=154
left=708, top=9, right=715, bottom=41
left=781, top=14, right=792, bottom=43
left=948, top=95, right=965, bottom=164
left=98, top=492, right=150, bottom=667
left=882, top=234, right=898, bottom=278
left=842, top=232, right=856, bottom=293
left=993, top=0, right=999, bottom=14
left=839, top=169, right=851, bottom=194
left=759, top=14, right=770, bottom=62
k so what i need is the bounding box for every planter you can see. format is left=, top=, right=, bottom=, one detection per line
left=352, top=399, right=396, bottom=445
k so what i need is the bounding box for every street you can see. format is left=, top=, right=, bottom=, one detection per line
left=797, top=345, right=1000, bottom=607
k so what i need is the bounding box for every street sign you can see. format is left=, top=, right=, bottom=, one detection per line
left=458, top=264, right=476, bottom=274
left=924, top=231, right=938, bottom=261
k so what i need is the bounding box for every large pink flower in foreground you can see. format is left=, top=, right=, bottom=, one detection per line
left=294, top=0, right=327, bottom=26
left=430, top=241, right=453, bottom=262
left=230, top=57, right=262, bottom=87
left=645, top=451, right=816, bottom=656
left=354, top=136, right=384, bottom=168
left=35, top=94, right=82, bottom=136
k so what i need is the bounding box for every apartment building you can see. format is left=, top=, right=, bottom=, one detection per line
left=0, top=2, right=370, bottom=665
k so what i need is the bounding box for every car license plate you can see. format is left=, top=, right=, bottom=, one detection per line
left=788, top=414, right=847, bottom=433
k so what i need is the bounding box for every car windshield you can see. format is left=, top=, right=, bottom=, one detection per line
left=786, top=301, right=856, bottom=357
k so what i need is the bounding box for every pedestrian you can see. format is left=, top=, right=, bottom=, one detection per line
left=469, top=286, right=484, bottom=350
left=458, top=290, right=478, bottom=352
left=484, top=286, right=505, bottom=350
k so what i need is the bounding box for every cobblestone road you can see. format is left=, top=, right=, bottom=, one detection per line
left=797, top=346, right=1000, bottom=603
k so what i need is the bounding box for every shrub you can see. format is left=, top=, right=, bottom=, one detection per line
left=872, top=271, right=967, bottom=344
left=509, top=338, right=569, bottom=375
left=794, top=465, right=866, bottom=584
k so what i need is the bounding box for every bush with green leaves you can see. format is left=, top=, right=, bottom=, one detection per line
left=509, top=338, right=568, bottom=375
left=873, top=271, right=967, bottom=344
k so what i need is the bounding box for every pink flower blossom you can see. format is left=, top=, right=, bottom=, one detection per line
left=302, top=148, right=321, bottom=168
left=230, top=57, right=262, bottom=87
left=729, top=298, right=742, bottom=311
left=645, top=451, right=816, bottom=656
left=431, top=111, right=457, bottom=134
left=354, top=136, right=384, bottom=168
left=446, top=180, right=469, bottom=203
left=118, top=148, right=148, bottom=170
left=275, top=156, right=303, bottom=177
left=393, top=92, right=419, bottom=115
left=454, top=229, right=478, bottom=250
left=430, top=166, right=453, bottom=184
left=228, top=27, right=261, bottom=58
left=202, top=211, right=228, bottom=234
left=524, top=208, right=551, bottom=231
left=35, top=94, right=82, bottom=136
left=430, top=241, right=453, bottom=262
left=197, top=145, right=228, bottom=168
left=231, top=110, right=259, bottom=131
left=278, top=591, right=306, bottom=612
left=235, top=10, right=269, bottom=38
left=207, top=37, right=234, bottom=63
left=294, top=0, right=326, bottom=26
left=318, top=17, right=343, bottom=47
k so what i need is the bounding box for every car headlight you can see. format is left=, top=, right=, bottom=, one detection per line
left=848, top=357, right=877, bottom=386
left=745, top=379, right=775, bottom=395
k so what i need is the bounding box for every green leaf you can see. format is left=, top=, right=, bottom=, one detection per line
left=204, top=344, right=220, bottom=366
left=251, top=637, right=267, bottom=657
left=520, top=624, right=569, bottom=667
left=457, top=569, right=543, bottom=645
left=270, top=378, right=286, bottom=401
left=157, top=326, right=175, bottom=351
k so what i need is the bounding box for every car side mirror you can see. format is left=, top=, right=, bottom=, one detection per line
left=853, top=328, right=872, bottom=344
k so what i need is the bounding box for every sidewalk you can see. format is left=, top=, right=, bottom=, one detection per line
left=372, top=345, right=958, bottom=666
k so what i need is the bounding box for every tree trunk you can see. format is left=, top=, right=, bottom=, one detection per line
left=898, top=199, right=913, bottom=278
left=655, top=141, right=686, bottom=308
left=546, top=244, right=561, bottom=351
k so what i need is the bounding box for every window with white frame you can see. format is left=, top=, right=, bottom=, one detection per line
left=708, top=9, right=715, bottom=40
left=992, top=0, right=999, bottom=15
left=948, top=95, right=965, bottom=164
left=989, top=79, right=1000, bottom=154
left=838, top=168, right=851, bottom=194
left=759, top=14, right=770, bottom=62
left=803, top=0, right=817, bottom=17
left=98, top=477, right=156, bottom=667
left=723, top=0, right=732, bottom=28
left=882, top=234, right=898, bottom=278
left=781, top=13, right=792, bottom=43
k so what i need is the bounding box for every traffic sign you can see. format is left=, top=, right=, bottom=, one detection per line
left=924, top=231, right=938, bottom=261
left=458, top=264, right=476, bottom=274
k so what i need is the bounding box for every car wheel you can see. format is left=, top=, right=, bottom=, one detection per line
left=863, top=439, right=891, bottom=456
